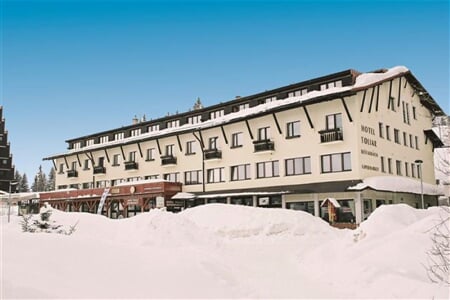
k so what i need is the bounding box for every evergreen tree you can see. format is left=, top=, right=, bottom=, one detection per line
left=46, top=167, right=56, bottom=191
left=32, top=165, right=47, bottom=192
left=20, top=173, right=29, bottom=192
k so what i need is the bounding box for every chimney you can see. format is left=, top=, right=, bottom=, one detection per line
left=132, top=115, right=139, bottom=124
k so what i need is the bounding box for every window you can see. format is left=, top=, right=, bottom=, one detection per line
left=207, top=167, right=225, bottom=183
left=265, top=96, right=276, bottom=103
left=396, top=160, right=402, bottom=176
left=210, top=110, right=224, bottom=119
left=233, top=103, right=249, bottom=112
left=394, top=129, right=400, bottom=144
left=321, top=152, right=351, bottom=173
left=59, top=163, right=64, bottom=174
left=326, top=113, right=342, bottom=130
left=146, top=148, right=156, bottom=161
left=187, top=115, right=201, bottom=124
left=163, top=172, right=179, bottom=182
left=405, top=162, right=409, bottom=177
left=386, top=125, right=391, bottom=141
left=82, top=159, right=89, bottom=170
left=378, top=122, right=384, bottom=138
left=417, top=164, right=421, bottom=179
left=285, top=157, right=311, bottom=176
left=99, top=136, right=109, bottom=143
left=112, top=154, right=120, bottom=166
left=186, top=141, right=196, bottom=155
left=412, top=106, right=417, bottom=119
left=86, top=139, right=94, bottom=146
left=130, top=128, right=141, bottom=137
left=71, top=161, right=77, bottom=171
left=411, top=163, right=416, bottom=177
left=388, top=158, right=392, bottom=174
left=288, top=89, right=308, bottom=97
left=128, top=151, right=136, bottom=162
left=167, top=120, right=180, bottom=128
left=230, top=164, right=251, bottom=181
left=256, top=161, right=279, bottom=178
left=185, top=170, right=202, bottom=185
left=166, top=144, right=174, bottom=156
left=320, top=80, right=342, bottom=91
left=286, top=121, right=300, bottom=138
left=405, top=103, right=410, bottom=124
left=409, top=134, right=414, bottom=148
left=145, top=174, right=160, bottom=180
left=257, top=127, right=271, bottom=141
left=98, top=157, right=105, bottom=167
left=208, top=137, right=218, bottom=150
left=73, top=142, right=81, bottom=150
left=115, top=132, right=124, bottom=140
left=231, top=132, right=243, bottom=148
left=381, top=156, right=385, bottom=173
left=148, top=124, right=159, bottom=132
left=415, top=136, right=419, bottom=149
left=403, top=132, right=408, bottom=146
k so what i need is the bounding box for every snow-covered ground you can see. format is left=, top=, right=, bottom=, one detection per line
left=1, top=203, right=449, bottom=299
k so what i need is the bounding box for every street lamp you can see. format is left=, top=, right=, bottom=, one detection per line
left=8, top=180, right=19, bottom=223
left=414, top=159, right=424, bottom=209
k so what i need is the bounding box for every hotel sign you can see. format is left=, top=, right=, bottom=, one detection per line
left=360, top=124, right=379, bottom=172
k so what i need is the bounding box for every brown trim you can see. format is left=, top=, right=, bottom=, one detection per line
left=245, top=119, right=254, bottom=140
left=137, top=142, right=143, bottom=158
left=397, top=77, right=402, bottom=107
left=368, top=87, right=375, bottom=113
left=360, top=89, right=367, bottom=112
left=303, top=106, right=314, bottom=129
left=156, top=138, right=162, bottom=155
left=119, top=145, right=126, bottom=160
left=220, top=125, right=228, bottom=145
left=104, top=148, right=110, bottom=163
left=388, top=79, right=393, bottom=109
left=375, top=85, right=380, bottom=112
left=272, top=113, right=282, bottom=135
left=63, top=156, right=69, bottom=169
left=341, top=97, right=353, bottom=123
left=176, top=135, right=183, bottom=152
left=76, top=153, right=82, bottom=167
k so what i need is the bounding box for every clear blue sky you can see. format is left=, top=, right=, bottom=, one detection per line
left=1, top=0, right=449, bottom=180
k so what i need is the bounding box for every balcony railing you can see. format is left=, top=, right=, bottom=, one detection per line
left=161, top=155, right=177, bottom=166
left=319, top=128, right=343, bottom=143
left=67, top=170, right=78, bottom=178
left=124, top=161, right=139, bottom=170
left=253, top=140, right=275, bottom=152
left=93, top=166, right=106, bottom=174
left=204, top=149, right=222, bottom=160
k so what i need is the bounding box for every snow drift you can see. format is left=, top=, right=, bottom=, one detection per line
left=1, top=203, right=449, bottom=299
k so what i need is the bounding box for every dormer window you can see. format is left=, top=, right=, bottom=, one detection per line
left=167, top=120, right=180, bottom=129
left=73, top=142, right=81, bottom=150
left=86, top=139, right=94, bottom=146
left=114, top=132, right=124, bottom=140
left=210, top=110, right=224, bottom=120
left=187, top=115, right=201, bottom=124
left=148, top=124, right=159, bottom=132
left=99, top=136, right=109, bottom=144
left=288, top=89, right=308, bottom=98
left=130, top=128, right=141, bottom=137
left=320, top=80, right=342, bottom=91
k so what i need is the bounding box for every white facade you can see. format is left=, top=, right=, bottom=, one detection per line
left=45, top=66, right=446, bottom=223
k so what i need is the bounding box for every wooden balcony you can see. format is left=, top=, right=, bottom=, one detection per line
left=93, top=166, right=106, bottom=174
left=161, top=155, right=177, bottom=166
left=204, top=149, right=222, bottom=160
left=124, top=161, right=139, bottom=170
left=67, top=170, right=78, bottom=178
left=253, top=140, right=275, bottom=152
left=319, top=128, right=343, bottom=143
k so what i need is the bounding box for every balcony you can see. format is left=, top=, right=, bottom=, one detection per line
left=161, top=155, right=177, bottom=166
left=204, top=149, right=222, bottom=160
left=67, top=170, right=78, bottom=178
left=124, top=161, right=139, bottom=170
left=319, top=128, right=343, bottom=143
left=93, top=166, right=106, bottom=174
left=253, top=140, right=275, bottom=152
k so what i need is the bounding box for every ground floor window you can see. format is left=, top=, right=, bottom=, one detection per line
left=257, top=195, right=282, bottom=208
left=230, top=197, right=253, bottom=206
left=286, top=201, right=314, bottom=215
left=207, top=198, right=227, bottom=204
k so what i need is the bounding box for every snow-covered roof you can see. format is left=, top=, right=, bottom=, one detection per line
left=320, top=198, right=341, bottom=208
left=46, top=66, right=418, bottom=159
left=171, top=192, right=196, bottom=200
left=348, top=176, right=442, bottom=195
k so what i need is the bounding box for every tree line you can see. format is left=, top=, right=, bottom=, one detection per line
left=14, top=165, right=56, bottom=193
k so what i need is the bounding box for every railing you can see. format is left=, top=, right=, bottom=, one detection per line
left=319, top=128, right=343, bottom=143
left=204, top=149, right=222, bottom=160
left=67, top=170, right=78, bottom=178
left=124, top=161, right=139, bottom=170
left=253, top=140, right=275, bottom=152
left=93, top=166, right=106, bottom=174
left=161, top=155, right=177, bottom=165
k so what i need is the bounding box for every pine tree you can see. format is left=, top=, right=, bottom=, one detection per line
left=20, top=173, right=29, bottom=192
left=46, top=167, right=56, bottom=191
left=32, top=165, right=47, bottom=192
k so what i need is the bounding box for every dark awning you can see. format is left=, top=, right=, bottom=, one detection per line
left=424, top=129, right=444, bottom=148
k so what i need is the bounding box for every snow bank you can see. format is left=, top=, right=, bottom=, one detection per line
left=2, top=204, right=449, bottom=299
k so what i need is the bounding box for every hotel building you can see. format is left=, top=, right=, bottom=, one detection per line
left=42, top=66, right=445, bottom=224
